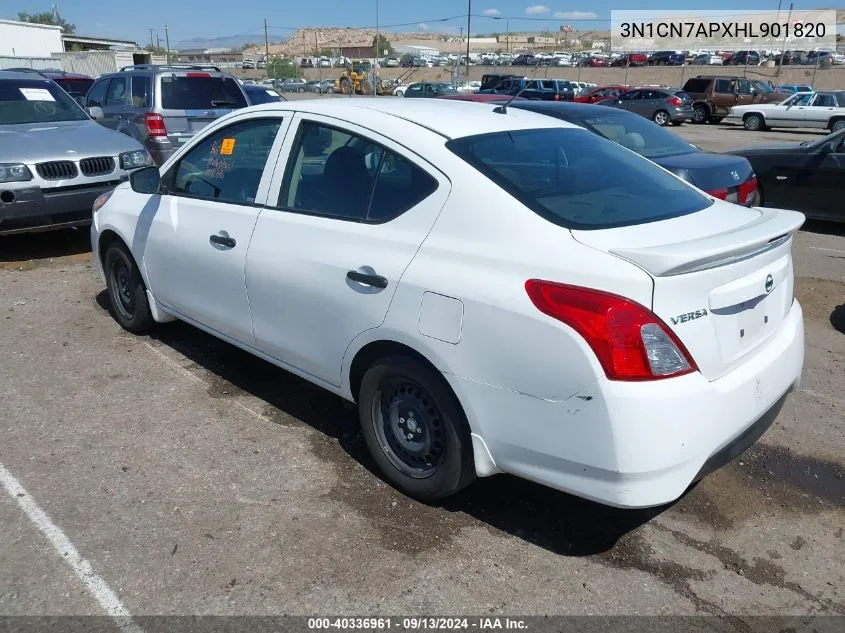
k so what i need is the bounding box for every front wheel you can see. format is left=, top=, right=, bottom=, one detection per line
left=653, top=110, right=670, bottom=126
left=103, top=243, right=155, bottom=333
left=743, top=113, right=765, bottom=131
left=358, top=356, right=476, bottom=501
left=831, top=119, right=845, bottom=132
left=692, top=104, right=709, bottom=124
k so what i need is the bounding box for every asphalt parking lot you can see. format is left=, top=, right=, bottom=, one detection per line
left=0, top=120, right=843, bottom=625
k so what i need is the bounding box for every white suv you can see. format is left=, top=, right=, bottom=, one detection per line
left=91, top=99, right=804, bottom=508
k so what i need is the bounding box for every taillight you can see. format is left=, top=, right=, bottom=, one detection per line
left=144, top=113, right=167, bottom=137
left=708, top=188, right=728, bottom=200
left=667, top=96, right=683, bottom=107
left=554, top=93, right=561, bottom=101
left=738, top=175, right=758, bottom=205
left=525, top=280, right=697, bottom=381
left=186, top=72, right=211, bottom=78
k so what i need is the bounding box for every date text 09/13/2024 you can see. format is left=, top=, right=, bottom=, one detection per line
left=307, top=618, right=528, bottom=630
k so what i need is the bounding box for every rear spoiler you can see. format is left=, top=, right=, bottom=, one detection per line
left=610, top=209, right=805, bottom=277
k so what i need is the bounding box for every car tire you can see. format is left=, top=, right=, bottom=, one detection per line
left=670, top=121, right=683, bottom=126
left=358, top=355, right=476, bottom=501
left=298, top=87, right=305, bottom=93
left=103, top=243, right=155, bottom=334
left=743, top=113, right=765, bottom=131
left=692, top=104, right=709, bottom=124
left=830, top=118, right=845, bottom=132
left=653, top=110, right=670, bottom=126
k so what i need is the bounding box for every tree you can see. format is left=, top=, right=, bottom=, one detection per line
left=319, top=47, right=335, bottom=58
left=17, top=9, right=75, bottom=34
left=146, top=45, right=167, bottom=56
left=267, top=57, right=299, bottom=80
left=372, top=34, right=393, bottom=57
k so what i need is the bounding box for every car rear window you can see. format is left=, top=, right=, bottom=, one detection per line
left=53, top=78, right=94, bottom=98
left=682, top=78, right=710, bottom=93
left=446, top=128, right=712, bottom=230
left=160, top=76, right=247, bottom=110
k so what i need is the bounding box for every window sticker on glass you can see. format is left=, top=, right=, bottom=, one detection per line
left=20, top=88, right=56, bottom=102
left=220, top=138, right=236, bottom=155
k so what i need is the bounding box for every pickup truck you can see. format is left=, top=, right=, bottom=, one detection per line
left=682, top=75, right=791, bottom=124
left=478, top=76, right=575, bottom=101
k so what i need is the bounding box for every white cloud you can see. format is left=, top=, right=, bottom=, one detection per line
left=553, top=11, right=598, bottom=20
left=525, top=5, right=550, bottom=15
left=483, top=8, right=500, bottom=16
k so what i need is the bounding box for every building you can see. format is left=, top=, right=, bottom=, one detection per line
left=393, top=44, right=439, bottom=59
left=0, top=19, right=63, bottom=57
left=175, top=49, right=244, bottom=65
left=61, top=34, right=138, bottom=52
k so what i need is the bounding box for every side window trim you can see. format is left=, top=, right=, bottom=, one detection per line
left=86, top=77, right=111, bottom=107
left=265, top=113, right=444, bottom=225
left=161, top=113, right=291, bottom=207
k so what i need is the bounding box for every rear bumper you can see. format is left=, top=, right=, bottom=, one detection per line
left=448, top=300, right=804, bottom=508
left=0, top=180, right=124, bottom=235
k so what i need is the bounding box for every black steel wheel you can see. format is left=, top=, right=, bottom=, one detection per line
left=104, top=243, right=155, bottom=333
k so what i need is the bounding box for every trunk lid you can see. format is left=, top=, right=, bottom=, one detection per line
left=572, top=203, right=804, bottom=380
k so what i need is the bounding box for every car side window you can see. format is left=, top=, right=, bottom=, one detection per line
left=737, top=80, right=752, bottom=95
left=169, top=118, right=282, bottom=204
left=131, top=76, right=151, bottom=108
left=620, top=90, right=638, bottom=100
left=407, top=85, right=422, bottom=94
left=812, top=94, right=835, bottom=107
left=105, top=76, right=130, bottom=106
left=714, top=79, right=731, bottom=94
left=277, top=121, right=437, bottom=222
left=86, top=78, right=110, bottom=107
left=795, top=93, right=813, bottom=106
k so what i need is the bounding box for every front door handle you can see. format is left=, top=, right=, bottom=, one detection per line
left=209, top=233, right=236, bottom=248
left=347, top=270, right=388, bottom=289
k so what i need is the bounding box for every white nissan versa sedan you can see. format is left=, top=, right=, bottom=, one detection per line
left=91, top=99, right=805, bottom=508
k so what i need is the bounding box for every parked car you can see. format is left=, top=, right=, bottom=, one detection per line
left=243, top=84, right=286, bottom=105
left=318, top=57, right=332, bottom=68
left=723, top=91, right=845, bottom=132
left=599, top=87, right=693, bottom=126
left=577, top=55, right=610, bottom=67
left=403, top=82, right=458, bottom=98
left=4, top=68, right=94, bottom=106
left=257, top=60, right=267, bottom=70
left=610, top=53, right=647, bottom=67
left=436, top=94, right=525, bottom=103
left=690, top=54, right=724, bottom=66
left=481, top=77, right=574, bottom=101
left=241, top=59, right=255, bottom=69
left=384, top=57, right=400, bottom=68
left=726, top=51, right=761, bottom=66
left=84, top=64, right=248, bottom=165
left=392, top=84, right=410, bottom=97
left=509, top=101, right=759, bottom=206
left=278, top=78, right=308, bottom=93
left=574, top=85, right=630, bottom=104
left=777, top=84, right=814, bottom=94
left=648, top=51, right=685, bottom=66
left=774, top=50, right=807, bottom=65
left=0, top=70, right=153, bottom=235
left=457, top=81, right=482, bottom=94
left=512, top=54, right=539, bottom=66
left=726, top=129, right=843, bottom=222
left=300, top=57, right=315, bottom=68
left=91, top=97, right=805, bottom=507
left=682, top=75, right=790, bottom=124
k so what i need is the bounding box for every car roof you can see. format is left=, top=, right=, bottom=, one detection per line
left=0, top=70, right=53, bottom=82
left=242, top=98, right=580, bottom=139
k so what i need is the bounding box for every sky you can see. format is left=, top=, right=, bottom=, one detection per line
left=6, top=1, right=840, bottom=46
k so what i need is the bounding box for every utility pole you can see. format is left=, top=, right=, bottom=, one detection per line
left=777, top=2, right=793, bottom=76
left=164, top=24, right=171, bottom=64
left=374, top=0, right=379, bottom=97
left=465, top=0, right=472, bottom=75
left=148, top=28, right=154, bottom=49
left=264, top=18, right=270, bottom=66
left=507, top=19, right=510, bottom=54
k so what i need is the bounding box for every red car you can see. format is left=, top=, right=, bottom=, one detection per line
left=610, top=53, right=648, bottom=67
left=574, top=85, right=630, bottom=104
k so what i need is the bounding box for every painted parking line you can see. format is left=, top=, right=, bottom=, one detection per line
left=0, top=461, right=144, bottom=633
left=809, top=246, right=845, bottom=256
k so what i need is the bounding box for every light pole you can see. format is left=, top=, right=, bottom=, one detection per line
left=374, top=0, right=379, bottom=97
left=465, top=0, right=471, bottom=76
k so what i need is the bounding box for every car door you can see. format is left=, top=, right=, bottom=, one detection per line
left=614, top=89, right=639, bottom=111
left=629, top=90, right=655, bottom=116
left=783, top=137, right=845, bottom=219
left=245, top=115, right=450, bottom=387
left=101, top=75, right=130, bottom=130
left=806, top=93, right=837, bottom=129
left=85, top=77, right=110, bottom=117
left=404, top=84, right=424, bottom=98
left=142, top=113, right=290, bottom=344
left=778, top=93, right=813, bottom=127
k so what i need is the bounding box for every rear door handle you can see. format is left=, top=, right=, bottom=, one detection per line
left=209, top=233, right=236, bottom=248
left=347, top=270, right=388, bottom=289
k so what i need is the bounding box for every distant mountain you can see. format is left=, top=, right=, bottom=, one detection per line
left=172, top=33, right=283, bottom=51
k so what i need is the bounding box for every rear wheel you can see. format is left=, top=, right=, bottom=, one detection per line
left=743, top=113, right=765, bottom=131
left=104, top=243, right=155, bottom=334
left=340, top=79, right=352, bottom=95
left=692, top=104, right=709, bottom=124
left=358, top=355, right=475, bottom=501
left=830, top=118, right=845, bottom=132
left=653, top=110, right=670, bottom=126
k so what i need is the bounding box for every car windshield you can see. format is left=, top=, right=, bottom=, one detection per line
left=805, top=127, right=845, bottom=149
left=563, top=108, right=697, bottom=159
left=0, top=78, right=88, bottom=124
left=782, top=93, right=813, bottom=106
left=160, top=75, right=247, bottom=110
left=447, top=128, right=712, bottom=230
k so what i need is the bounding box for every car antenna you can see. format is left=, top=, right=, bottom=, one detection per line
left=493, top=82, right=528, bottom=115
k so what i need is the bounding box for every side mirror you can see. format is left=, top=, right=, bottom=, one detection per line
left=87, top=106, right=104, bottom=120
left=129, top=166, right=161, bottom=194
left=820, top=141, right=837, bottom=154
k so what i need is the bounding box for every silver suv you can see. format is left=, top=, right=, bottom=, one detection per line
left=0, top=71, right=151, bottom=235
left=85, top=64, right=248, bottom=165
